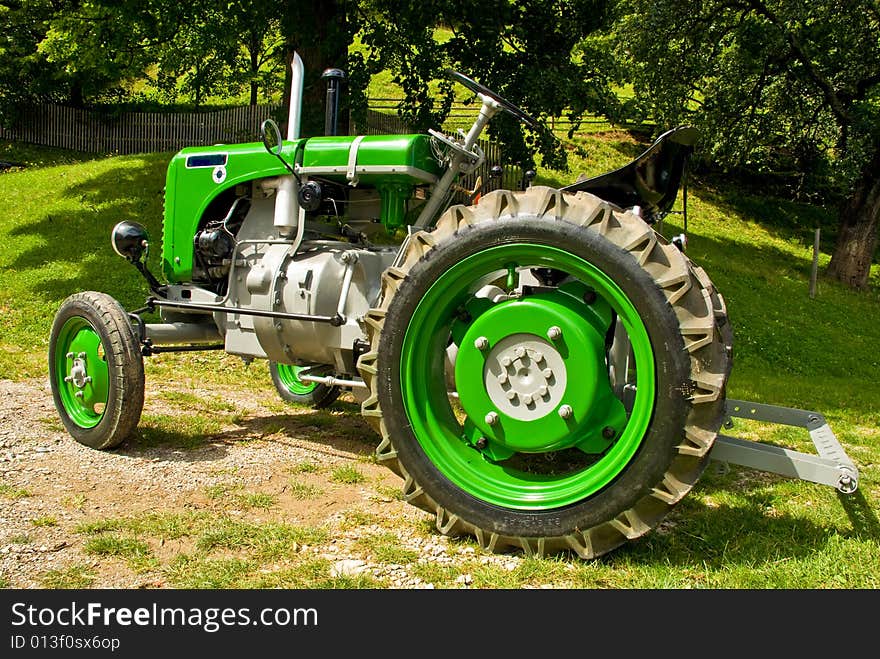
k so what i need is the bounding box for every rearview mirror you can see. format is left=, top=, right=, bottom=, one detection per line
left=260, top=118, right=283, bottom=156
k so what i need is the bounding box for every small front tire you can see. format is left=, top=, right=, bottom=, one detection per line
left=268, top=362, right=340, bottom=408
left=49, top=292, right=145, bottom=450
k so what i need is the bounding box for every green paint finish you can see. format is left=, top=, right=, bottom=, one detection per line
left=162, top=140, right=305, bottom=282
left=275, top=364, right=318, bottom=396
left=53, top=317, right=110, bottom=429
left=161, top=134, right=440, bottom=283
left=301, top=134, right=441, bottom=184
left=399, top=244, right=656, bottom=510
left=454, top=290, right=626, bottom=454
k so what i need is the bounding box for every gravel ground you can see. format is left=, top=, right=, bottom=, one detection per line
left=0, top=377, right=526, bottom=589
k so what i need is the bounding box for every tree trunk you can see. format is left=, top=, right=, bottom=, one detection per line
left=280, top=1, right=348, bottom=137
left=249, top=32, right=259, bottom=106
left=827, top=141, right=880, bottom=290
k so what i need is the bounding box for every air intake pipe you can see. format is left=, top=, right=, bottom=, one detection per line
left=322, top=68, right=347, bottom=136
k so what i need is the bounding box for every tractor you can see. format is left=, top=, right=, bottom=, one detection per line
left=48, top=53, right=859, bottom=559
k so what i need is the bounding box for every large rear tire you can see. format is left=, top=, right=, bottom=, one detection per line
left=357, top=187, right=732, bottom=558
left=49, top=292, right=145, bottom=450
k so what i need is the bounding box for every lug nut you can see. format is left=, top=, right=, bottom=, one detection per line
left=500, top=356, right=512, bottom=367
left=475, top=437, right=488, bottom=450
left=558, top=404, right=573, bottom=419
left=66, top=352, right=74, bottom=359
left=474, top=336, right=489, bottom=351
left=84, top=376, right=92, bottom=384
left=78, top=352, right=86, bottom=359
left=602, top=426, right=616, bottom=439
left=537, top=385, right=548, bottom=397
left=514, top=346, right=525, bottom=359
left=583, top=290, right=597, bottom=304
left=532, top=351, right=544, bottom=363
left=506, top=390, right=518, bottom=401
left=64, top=376, right=72, bottom=382
left=497, top=372, right=508, bottom=384
left=542, top=368, right=553, bottom=379
left=74, top=391, right=84, bottom=399
left=522, top=394, right=533, bottom=405
left=547, top=326, right=562, bottom=340
left=485, top=412, right=499, bottom=426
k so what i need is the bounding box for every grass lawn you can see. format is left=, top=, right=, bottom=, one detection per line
left=1, top=132, right=878, bottom=588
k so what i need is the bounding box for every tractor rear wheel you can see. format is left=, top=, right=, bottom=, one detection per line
left=357, top=187, right=731, bottom=558
left=49, top=292, right=145, bottom=450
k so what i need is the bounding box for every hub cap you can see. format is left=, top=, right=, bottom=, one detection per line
left=53, top=317, right=109, bottom=428
left=275, top=364, right=319, bottom=395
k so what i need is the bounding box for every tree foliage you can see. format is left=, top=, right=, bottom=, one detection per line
left=613, top=0, right=880, bottom=288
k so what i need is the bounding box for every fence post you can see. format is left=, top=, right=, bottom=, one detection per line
left=810, top=227, right=820, bottom=299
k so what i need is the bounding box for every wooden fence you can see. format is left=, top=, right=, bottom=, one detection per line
left=1, top=102, right=526, bottom=195
left=0, top=104, right=280, bottom=155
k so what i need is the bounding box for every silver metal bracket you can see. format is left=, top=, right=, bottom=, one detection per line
left=710, top=399, right=859, bottom=494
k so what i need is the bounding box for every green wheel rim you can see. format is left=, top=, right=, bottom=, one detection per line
left=275, top=364, right=319, bottom=396
left=53, top=317, right=110, bottom=429
left=400, top=243, right=656, bottom=510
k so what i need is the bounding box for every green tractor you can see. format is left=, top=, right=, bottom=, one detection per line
left=48, top=54, right=858, bottom=559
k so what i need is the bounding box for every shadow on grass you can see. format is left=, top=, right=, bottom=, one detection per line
left=115, top=400, right=378, bottom=464
left=6, top=153, right=169, bottom=309
left=606, top=484, right=880, bottom=571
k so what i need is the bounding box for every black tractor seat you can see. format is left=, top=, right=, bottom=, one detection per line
left=561, top=126, right=698, bottom=223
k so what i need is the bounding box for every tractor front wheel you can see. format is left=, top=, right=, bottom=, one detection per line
left=268, top=362, right=340, bottom=408
left=357, top=187, right=731, bottom=558
left=49, top=292, right=144, bottom=450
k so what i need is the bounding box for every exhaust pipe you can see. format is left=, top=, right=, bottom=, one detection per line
left=274, top=52, right=305, bottom=233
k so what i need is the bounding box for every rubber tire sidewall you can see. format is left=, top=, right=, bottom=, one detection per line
left=377, top=218, right=692, bottom=539
left=268, top=362, right=340, bottom=409
left=49, top=292, right=144, bottom=450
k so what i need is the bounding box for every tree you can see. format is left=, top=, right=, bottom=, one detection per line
left=353, top=0, right=620, bottom=170
left=613, top=0, right=880, bottom=289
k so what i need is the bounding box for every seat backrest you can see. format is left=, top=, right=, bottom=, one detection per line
left=561, top=126, right=698, bottom=222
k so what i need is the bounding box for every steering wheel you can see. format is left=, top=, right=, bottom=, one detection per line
left=447, top=70, right=539, bottom=129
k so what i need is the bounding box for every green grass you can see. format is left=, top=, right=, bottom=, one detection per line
left=330, top=465, right=367, bottom=484
left=39, top=564, right=96, bottom=589
left=0, top=482, right=32, bottom=499
left=2, top=138, right=879, bottom=589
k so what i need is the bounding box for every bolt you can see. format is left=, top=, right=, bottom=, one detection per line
left=485, top=412, right=499, bottom=426
left=474, top=336, right=489, bottom=351
left=547, top=326, right=562, bottom=340
left=532, top=351, right=544, bottom=363
left=78, top=352, right=86, bottom=359
left=274, top=323, right=283, bottom=331
left=84, top=376, right=92, bottom=383
left=542, top=368, right=553, bottom=379
left=602, top=426, right=616, bottom=439
left=497, top=372, right=508, bottom=384
left=558, top=404, right=573, bottom=419
left=66, top=352, right=74, bottom=359
left=537, top=385, right=548, bottom=397
left=583, top=290, right=597, bottom=304
left=75, top=391, right=84, bottom=399
left=514, top=346, right=525, bottom=359
left=475, top=437, right=488, bottom=450
left=500, top=356, right=512, bottom=367
left=64, top=376, right=72, bottom=382
left=522, top=394, right=533, bottom=405
left=506, top=390, right=518, bottom=401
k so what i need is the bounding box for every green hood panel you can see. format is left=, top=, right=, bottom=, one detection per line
left=162, top=140, right=305, bottom=283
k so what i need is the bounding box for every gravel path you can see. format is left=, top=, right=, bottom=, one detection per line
left=0, top=377, right=524, bottom=589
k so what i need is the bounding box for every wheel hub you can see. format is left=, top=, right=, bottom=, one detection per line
left=68, top=354, right=90, bottom=389
left=454, top=289, right=626, bottom=455
left=483, top=334, right=565, bottom=421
